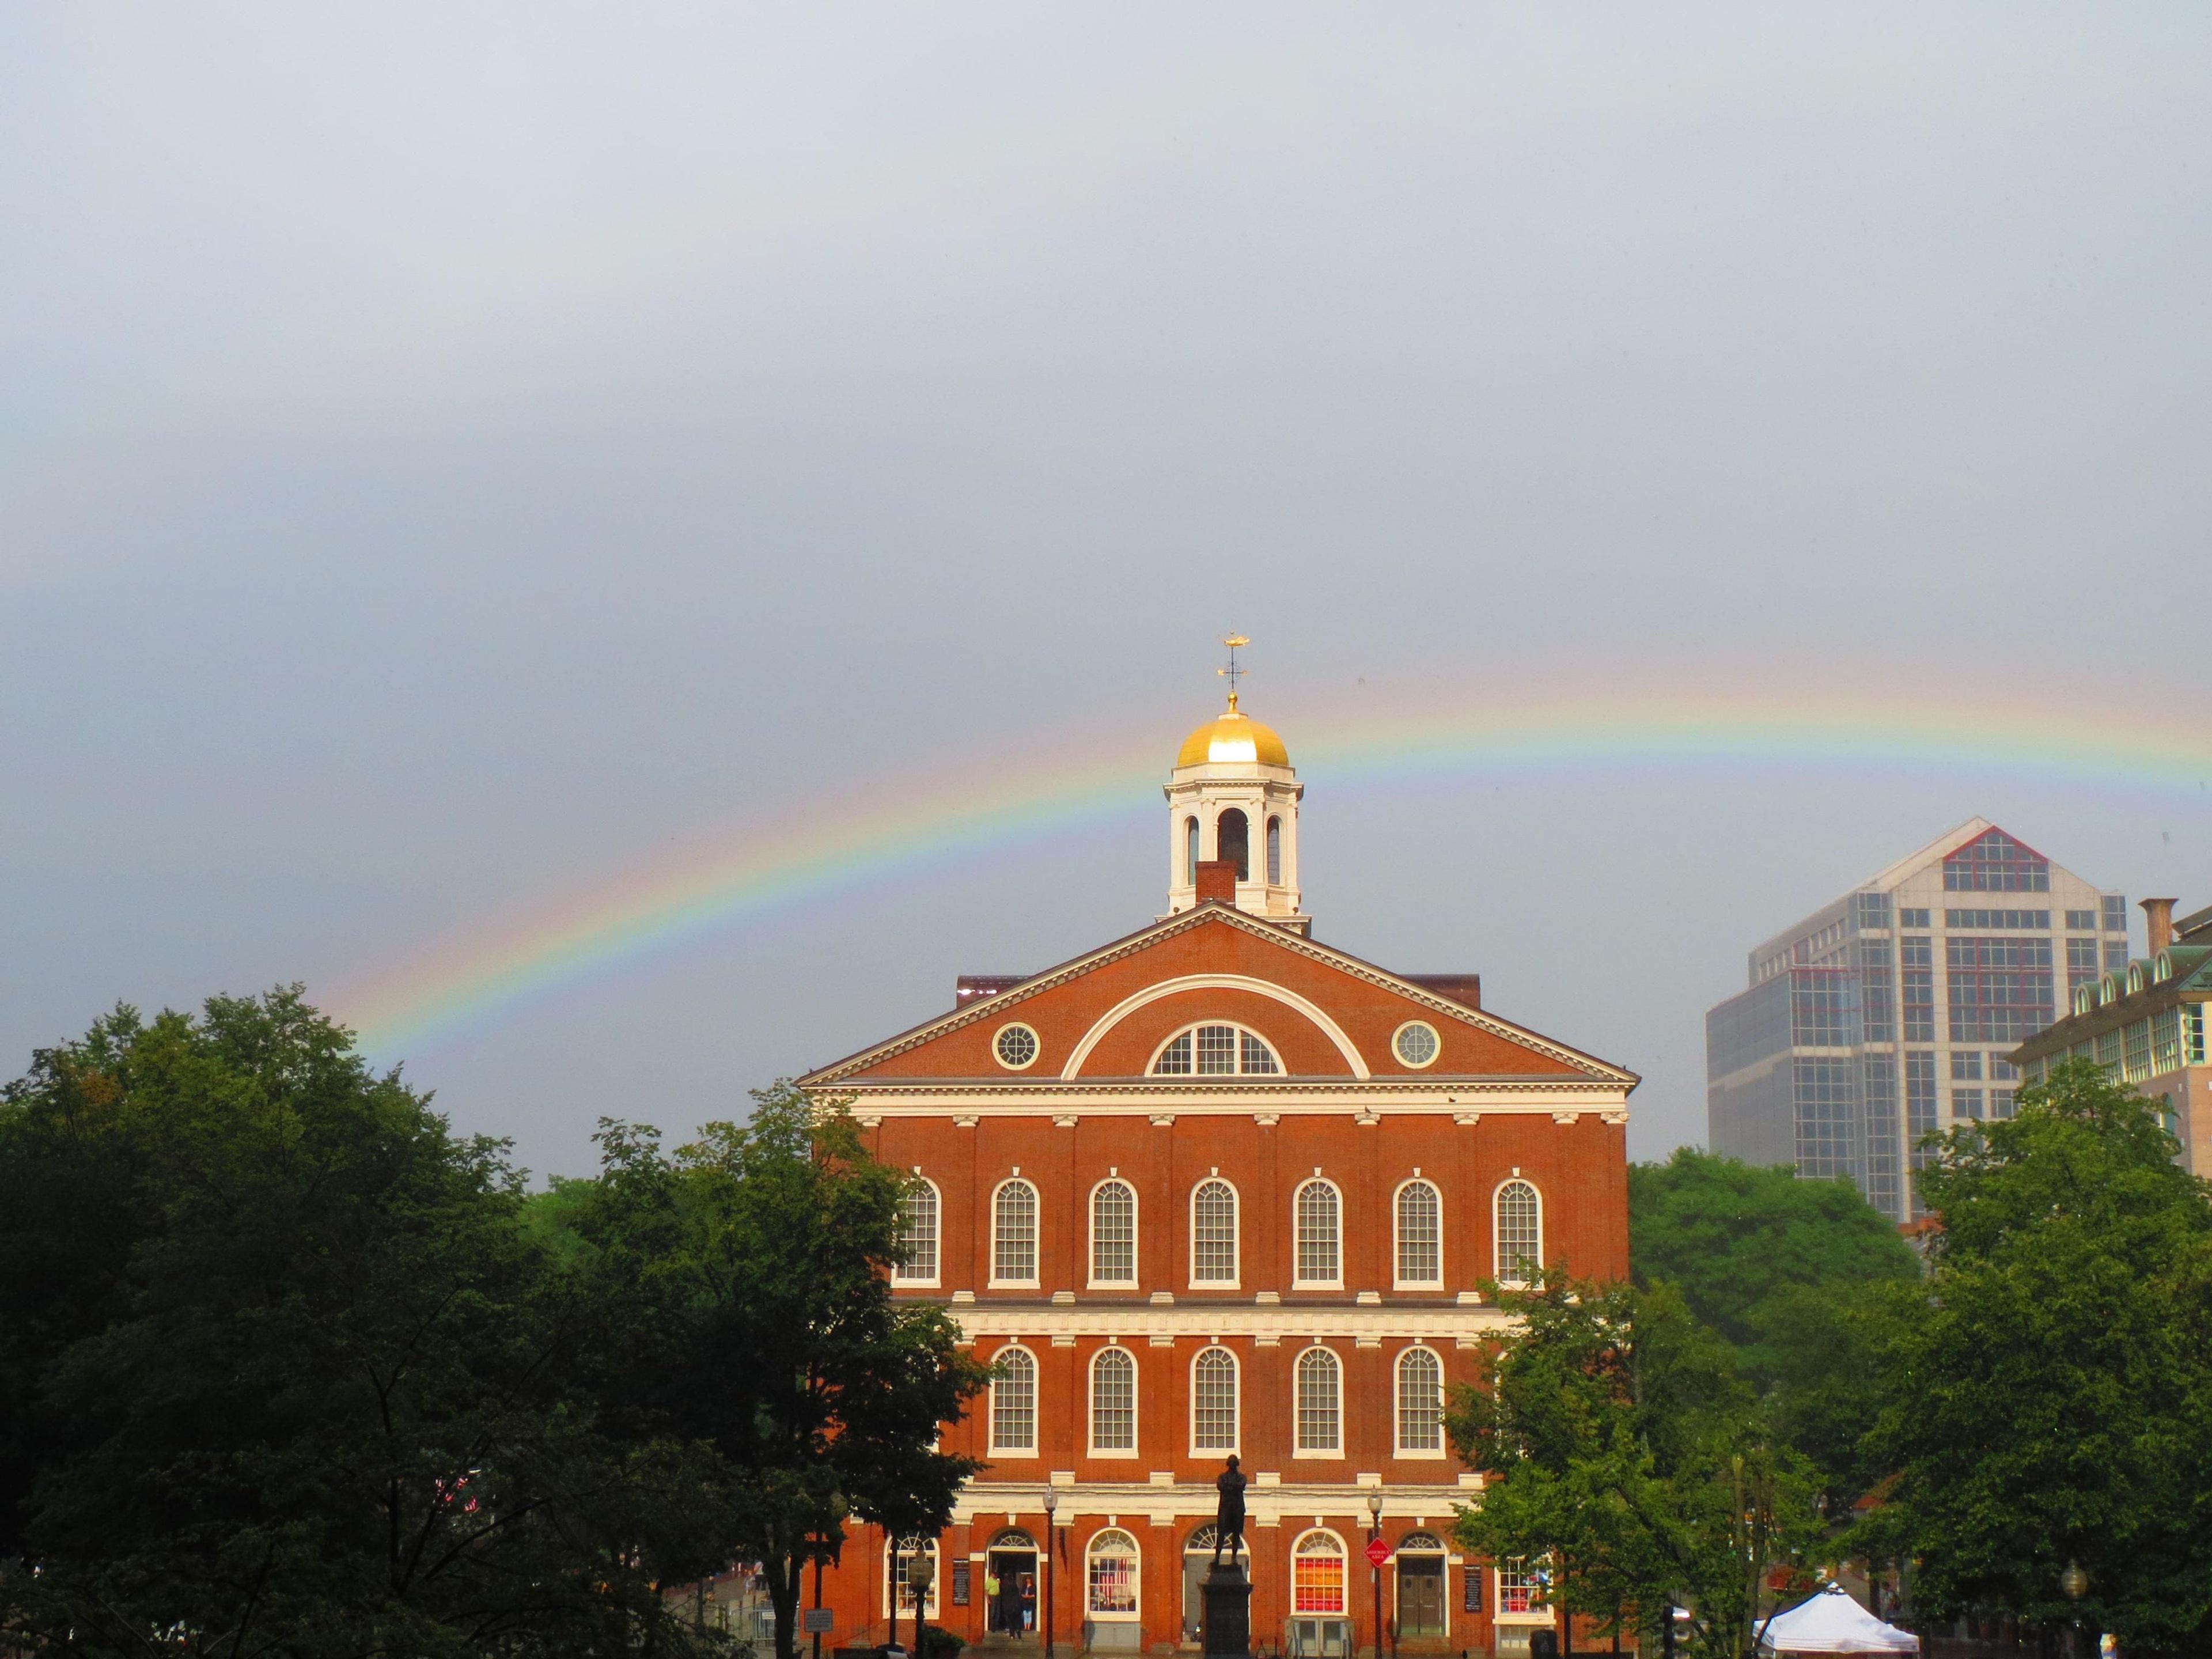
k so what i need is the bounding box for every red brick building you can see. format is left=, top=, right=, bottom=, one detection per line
left=800, top=695, right=1637, bottom=1659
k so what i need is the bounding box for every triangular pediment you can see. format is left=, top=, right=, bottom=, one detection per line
left=801, top=904, right=1635, bottom=1088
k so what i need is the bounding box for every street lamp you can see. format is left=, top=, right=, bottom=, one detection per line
left=908, top=1549, right=936, bottom=1659
left=2060, top=1562, right=2088, bottom=1659
left=1366, top=1490, right=1385, bottom=1659
left=1042, top=1487, right=1059, bottom=1659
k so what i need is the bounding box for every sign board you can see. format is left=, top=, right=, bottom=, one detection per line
left=1365, top=1539, right=1392, bottom=1569
left=1463, top=1569, right=1482, bottom=1612
left=801, top=1609, right=835, bottom=1633
left=951, top=1559, right=971, bottom=1605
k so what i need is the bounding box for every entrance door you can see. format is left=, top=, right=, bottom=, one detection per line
left=1397, top=1557, right=1445, bottom=1638
left=1181, top=1526, right=1220, bottom=1645
left=986, top=1550, right=1038, bottom=1639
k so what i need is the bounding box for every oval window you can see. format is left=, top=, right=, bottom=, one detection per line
left=1392, top=1021, right=1440, bottom=1068
left=994, top=1023, right=1041, bottom=1070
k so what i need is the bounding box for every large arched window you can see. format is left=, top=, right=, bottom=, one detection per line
left=990, top=1346, right=1037, bottom=1454
left=1090, top=1179, right=1137, bottom=1285
left=1090, top=1346, right=1137, bottom=1454
left=1191, top=1345, right=1239, bottom=1453
left=1291, top=1531, right=1347, bottom=1614
left=1217, top=808, right=1249, bottom=881
left=1266, top=816, right=1282, bottom=885
left=1153, top=1024, right=1281, bottom=1075
left=1086, top=1528, right=1141, bottom=1618
left=1184, top=816, right=1200, bottom=886
left=1294, top=1346, right=1342, bottom=1455
left=895, top=1178, right=940, bottom=1285
left=1396, top=1346, right=1445, bottom=1454
left=994, top=1178, right=1039, bottom=1285
left=1395, top=1179, right=1441, bottom=1287
left=1190, top=1179, right=1240, bottom=1285
left=887, top=1538, right=940, bottom=1620
left=1293, top=1178, right=1341, bottom=1286
left=1494, top=1179, right=1542, bottom=1286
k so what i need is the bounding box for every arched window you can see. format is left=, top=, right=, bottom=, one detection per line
left=1217, top=808, right=1249, bottom=881
left=1494, top=1180, right=1541, bottom=1286
left=1190, top=1179, right=1239, bottom=1285
left=1295, top=1346, right=1342, bottom=1455
left=1185, top=816, right=1200, bottom=886
left=887, top=1538, right=941, bottom=1620
left=1153, top=1024, right=1280, bottom=1075
left=1395, top=1179, right=1441, bottom=1286
left=1293, top=1178, right=1341, bottom=1286
left=1091, top=1179, right=1137, bottom=1285
left=994, top=1179, right=1039, bottom=1285
left=1396, top=1346, right=1444, bottom=1453
left=1090, top=1346, right=1137, bottom=1454
left=895, top=1179, right=940, bottom=1285
left=990, top=1346, right=1037, bottom=1454
left=1291, top=1531, right=1347, bottom=1614
left=1266, top=816, right=1282, bottom=885
left=1191, top=1346, right=1239, bottom=1452
left=1086, top=1528, right=1141, bottom=1618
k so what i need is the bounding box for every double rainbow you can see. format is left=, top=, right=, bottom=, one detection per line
left=334, top=672, right=2212, bottom=1058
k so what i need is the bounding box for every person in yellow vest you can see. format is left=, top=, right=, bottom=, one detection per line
left=983, top=1568, right=1002, bottom=1634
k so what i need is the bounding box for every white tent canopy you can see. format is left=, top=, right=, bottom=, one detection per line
left=1758, top=1586, right=1919, bottom=1655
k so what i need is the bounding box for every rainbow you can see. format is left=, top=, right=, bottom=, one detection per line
left=334, top=670, right=2212, bottom=1058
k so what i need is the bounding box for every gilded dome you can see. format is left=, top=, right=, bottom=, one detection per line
left=1176, top=702, right=1290, bottom=768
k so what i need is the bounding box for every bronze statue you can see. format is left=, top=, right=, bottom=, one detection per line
left=1210, top=1455, right=1247, bottom=1567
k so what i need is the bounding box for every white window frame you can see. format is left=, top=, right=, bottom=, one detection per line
left=1290, top=1528, right=1349, bottom=1616
left=1088, top=1343, right=1139, bottom=1458
left=894, top=1176, right=942, bottom=1288
left=1393, top=1343, right=1446, bottom=1458
left=1492, top=1177, right=1543, bottom=1287
left=1085, top=1527, right=1143, bottom=1620
left=885, top=1539, right=942, bottom=1620
left=1293, top=1343, right=1344, bottom=1459
left=1089, top=1177, right=1139, bottom=1288
left=989, top=1343, right=1039, bottom=1457
left=1188, top=1176, right=1241, bottom=1289
left=991, top=1177, right=1041, bottom=1289
left=1391, top=1019, right=1442, bottom=1069
left=1147, top=1024, right=1282, bottom=1077
left=1393, top=1177, right=1443, bottom=1288
left=1189, top=1344, right=1240, bottom=1456
left=1291, top=1177, right=1343, bottom=1289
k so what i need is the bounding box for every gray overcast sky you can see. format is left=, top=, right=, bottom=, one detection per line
left=6, top=5, right=2210, bottom=1178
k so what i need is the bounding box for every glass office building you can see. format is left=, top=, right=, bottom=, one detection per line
left=1706, top=819, right=2124, bottom=1222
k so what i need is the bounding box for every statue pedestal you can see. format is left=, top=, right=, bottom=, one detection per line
left=1201, top=1560, right=1253, bottom=1659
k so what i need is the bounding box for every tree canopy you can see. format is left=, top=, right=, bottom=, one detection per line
left=1857, top=1058, right=2212, bottom=1653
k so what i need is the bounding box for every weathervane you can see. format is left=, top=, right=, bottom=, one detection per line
left=1217, top=635, right=1250, bottom=712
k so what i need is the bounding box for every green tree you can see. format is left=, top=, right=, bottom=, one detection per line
left=1449, top=1272, right=1823, bottom=1658
left=1857, top=1058, right=2212, bottom=1653
left=1630, top=1150, right=1918, bottom=1504
left=0, top=989, right=700, bottom=1657
left=565, top=1083, right=989, bottom=1659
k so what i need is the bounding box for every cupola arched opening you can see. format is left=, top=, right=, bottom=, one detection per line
left=1217, top=809, right=1249, bottom=880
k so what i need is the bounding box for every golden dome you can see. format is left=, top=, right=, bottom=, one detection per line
left=1176, top=699, right=1290, bottom=768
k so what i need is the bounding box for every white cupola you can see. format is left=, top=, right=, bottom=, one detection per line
left=1163, top=676, right=1306, bottom=934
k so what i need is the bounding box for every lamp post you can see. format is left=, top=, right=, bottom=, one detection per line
left=1366, top=1490, right=1384, bottom=1659
left=2060, top=1561, right=2088, bottom=1659
left=908, top=1547, right=936, bottom=1659
left=1042, top=1487, right=1059, bottom=1659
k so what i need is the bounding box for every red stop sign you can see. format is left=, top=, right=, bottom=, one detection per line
left=1365, top=1539, right=1392, bottom=1569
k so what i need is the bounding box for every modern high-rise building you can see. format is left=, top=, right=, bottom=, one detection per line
left=1706, top=820, right=2125, bottom=1222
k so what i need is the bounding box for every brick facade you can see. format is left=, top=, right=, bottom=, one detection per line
left=798, top=902, right=1635, bottom=1659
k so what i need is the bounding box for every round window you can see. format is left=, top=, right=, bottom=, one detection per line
left=994, top=1023, right=1040, bottom=1070
left=1392, top=1021, right=1440, bottom=1069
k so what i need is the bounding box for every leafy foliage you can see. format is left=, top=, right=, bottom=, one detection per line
left=556, top=1083, right=989, bottom=1659
left=1630, top=1149, right=1918, bottom=1505
left=1857, top=1058, right=2212, bottom=1653
left=1449, top=1272, right=1823, bottom=1658
left=0, top=988, right=703, bottom=1657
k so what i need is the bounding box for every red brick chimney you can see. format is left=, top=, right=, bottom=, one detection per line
left=2143, top=897, right=2177, bottom=955
left=1195, top=859, right=1238, bottom=906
